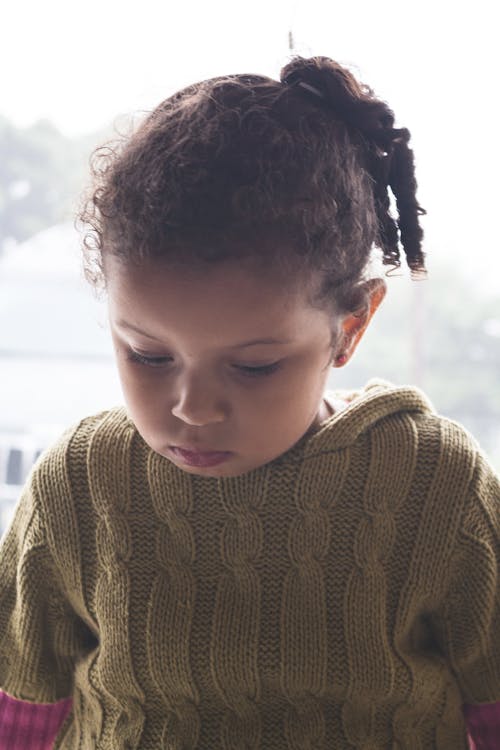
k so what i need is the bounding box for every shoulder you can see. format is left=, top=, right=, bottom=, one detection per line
left=32, top=405, right=133, bottom=472
left=322, top=379, right=484, bottom=480
left=319, top=383, right=499, bottom=538
left=23, top=405, right=136, bottom=511
left=320, top=378, right=433, bottom=450
left=12, top=406, right=140, bottom=565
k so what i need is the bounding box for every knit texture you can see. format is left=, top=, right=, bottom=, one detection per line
left=1, top=379, right=499, bottom=749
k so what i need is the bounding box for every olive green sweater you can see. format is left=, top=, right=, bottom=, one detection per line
left=1, top=380, right=500, bottom=749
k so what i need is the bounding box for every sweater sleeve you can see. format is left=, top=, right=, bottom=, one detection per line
left=0, top=690, right=72, bottom=750
left=432, top=445, right=500, bottom=741
left=463, top=701, right=500, bottom=749
left=0, top=457, right=95, bottom=705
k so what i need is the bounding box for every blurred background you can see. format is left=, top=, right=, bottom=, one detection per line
left=1, top=0, right=499, bottom=535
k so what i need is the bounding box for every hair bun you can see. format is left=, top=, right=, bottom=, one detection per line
left=281, top=56, right=395, bottom=144
left=281, top=56, right=365, bottom=99
left=281, top=55, right=426, bottom=275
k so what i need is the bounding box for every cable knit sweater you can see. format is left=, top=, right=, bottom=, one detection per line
left=1, top=380, right=499, bottom=749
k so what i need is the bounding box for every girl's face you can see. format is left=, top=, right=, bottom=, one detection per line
left=105, top=256, right=340, bottom=478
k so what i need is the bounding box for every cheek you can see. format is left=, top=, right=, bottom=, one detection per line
left=276, top=350, right=329, bottom=393
left=242, top=355, right=329, bottom=419
left=114, top=355, right=163, bottom=418
left=113, top=343, right=155, bottom=393
left=115, top=358, right=141, bottom=396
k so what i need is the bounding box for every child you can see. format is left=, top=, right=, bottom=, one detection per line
left=0, top=55, right=499, bottom=749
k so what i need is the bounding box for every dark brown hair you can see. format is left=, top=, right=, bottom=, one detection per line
left=79, top=55, right=426, bottom=315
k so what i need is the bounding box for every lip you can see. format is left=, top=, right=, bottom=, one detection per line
left=168, top=446, right=233, bottom=468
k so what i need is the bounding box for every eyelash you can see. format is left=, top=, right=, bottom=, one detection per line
left=126, top=351, right=281, bottom=378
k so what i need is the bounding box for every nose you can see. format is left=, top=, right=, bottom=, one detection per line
left=170, top=374, right=227, bottom=426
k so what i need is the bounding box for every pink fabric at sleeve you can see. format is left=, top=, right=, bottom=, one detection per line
left=464, top=701, right=500, bottom=750
left=2, top=691, right=499, bottom=749
left=0, top=690, right=72, bottom=750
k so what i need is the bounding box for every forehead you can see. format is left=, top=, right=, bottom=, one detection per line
left=105, top=255, right=331, bottom=344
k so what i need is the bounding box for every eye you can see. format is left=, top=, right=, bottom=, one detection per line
left=127, top=349, right=281, bottom=377
left=127, top=351, right=172, bottom=368
left=234, top=362, right=281, bottom=378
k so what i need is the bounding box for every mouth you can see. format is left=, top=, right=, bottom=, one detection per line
left=168, top=446, right=233, bottom=468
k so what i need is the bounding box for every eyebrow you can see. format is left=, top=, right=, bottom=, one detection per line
left=115, top=320, right=293, bottom=348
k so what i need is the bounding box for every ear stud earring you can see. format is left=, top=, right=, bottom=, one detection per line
left=335, top=353, right=348, bottom=366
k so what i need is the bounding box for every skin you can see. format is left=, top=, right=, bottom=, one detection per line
left=105, top=255, right=385, bottom=478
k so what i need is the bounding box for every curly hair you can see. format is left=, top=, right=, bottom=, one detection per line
left=78, top=55, right=426, bottom=315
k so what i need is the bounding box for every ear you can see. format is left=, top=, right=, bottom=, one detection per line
left=333, top=278, right=386, bottom=367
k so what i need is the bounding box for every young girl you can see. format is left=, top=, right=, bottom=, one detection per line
left=0, top=55, right=499, bottom=750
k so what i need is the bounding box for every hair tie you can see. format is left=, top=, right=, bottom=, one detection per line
left=296, top=81, right=325, bottom=99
